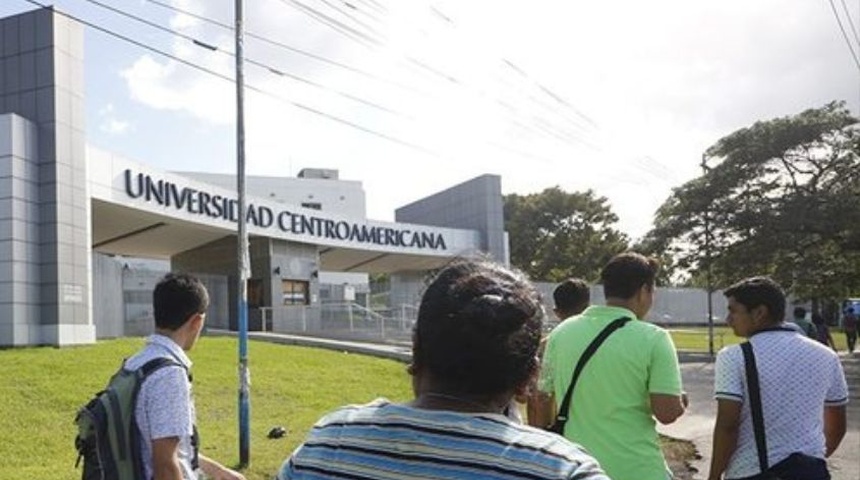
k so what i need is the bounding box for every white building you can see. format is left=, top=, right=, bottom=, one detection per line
left=0, top=7, right=509, bottom=346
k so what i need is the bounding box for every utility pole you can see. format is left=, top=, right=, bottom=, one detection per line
left=701, top=153, right=715, bottom=357
left=235, top=0, right=250, bottom=467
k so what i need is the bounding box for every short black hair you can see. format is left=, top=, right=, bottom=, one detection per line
left=723, top=276, right=785, bottom=324
left=601, top=252, right=659, bottom=299
left=793, top=306, right=807, bottom=318
left=553, top=278, right=590, bottom=314
left=153, top=273, right=209, bottom=330
left=413, top=258, right=543, bottom=395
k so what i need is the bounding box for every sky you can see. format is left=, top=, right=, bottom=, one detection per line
left=3, top=0, right=860, bottom=241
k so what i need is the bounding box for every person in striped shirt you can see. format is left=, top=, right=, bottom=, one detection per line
left=278, top=257, right=609, bottom=480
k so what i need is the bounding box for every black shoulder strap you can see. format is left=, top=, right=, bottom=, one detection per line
left=553, top=316, right=632, bottom=429
left=741, top=342, right=769, bottom=472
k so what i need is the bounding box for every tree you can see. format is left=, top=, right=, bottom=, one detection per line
left=641, top=101, right=860, bottom=301
left=504, top=187, right=629, bottom=282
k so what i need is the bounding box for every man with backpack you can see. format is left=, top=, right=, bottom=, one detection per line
left=120, top=273, right=245, bottom=480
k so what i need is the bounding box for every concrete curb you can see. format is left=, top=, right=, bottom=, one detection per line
left=210, top=330, right=717, bottom=365
left=206, top=329, right=412, bottom=362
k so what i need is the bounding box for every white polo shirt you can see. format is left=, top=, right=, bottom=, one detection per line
left=125, top=335, right=198, bottom=480
left=714, top=328, right=848, bottom=479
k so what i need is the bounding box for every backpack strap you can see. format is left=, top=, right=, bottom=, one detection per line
left=551, top=316, right=632, bottom=433
left=741, top=342, right=769, bottom=473
left=137, top=357, right=184, bottom=378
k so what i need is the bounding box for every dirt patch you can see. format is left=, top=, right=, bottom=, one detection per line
left=661, top=434, right=701, bottom=480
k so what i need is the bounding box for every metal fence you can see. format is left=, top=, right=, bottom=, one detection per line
left=259, top=302, right=415, bottom=344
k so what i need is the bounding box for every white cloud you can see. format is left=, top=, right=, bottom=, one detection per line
left=100, top=119, right=131, bottom=134
left=96, top=103, right=132, bottom=135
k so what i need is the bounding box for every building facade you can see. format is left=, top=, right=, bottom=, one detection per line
left=0, top=7, right=509, bottom=346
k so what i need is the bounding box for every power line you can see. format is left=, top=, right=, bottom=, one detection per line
left=19, top=0, right=441, bottom=157
left=276, top=0, right=383, bottom=48
left=421, top=4, right=599, bottom=133
left=100, top=0, right=591, bottom=150
left=267, top=0, right=598, bottom=149
left=313, top=0, right=382, bottom=37
left=839, top=0, right=860, bottom=46
left=21, top=0, right=593, bottom=164
left=826, top=0, right=860, bottom=71
left=76, top=0, right=409, bottom=117
left=144, top=0, right=414, bottom=92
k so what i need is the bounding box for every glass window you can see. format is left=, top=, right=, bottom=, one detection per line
left=282, top=279, right=309, bottom=305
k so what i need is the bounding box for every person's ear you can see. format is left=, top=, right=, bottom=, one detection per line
left=751, top=305, right=770, bottom=325
left=186, top=312, right=204, bottom=330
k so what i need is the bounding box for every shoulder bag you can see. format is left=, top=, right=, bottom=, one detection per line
left=738, top=342, right=829, bottom=480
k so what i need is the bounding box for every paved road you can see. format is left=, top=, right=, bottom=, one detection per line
left=659, top=353, right=860, bottom=480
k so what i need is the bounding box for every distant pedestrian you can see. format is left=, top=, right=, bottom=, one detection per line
left=526, top=277, right=591, bottom=428
left=813, top=312, right=837, bottom=351
left=790, top=306, right=817, bottom=339
left=552, top=278, right=591, bottom=322
left=843, top=307, right=857, bottom=353
left=707, top=277, right=848, bottom=480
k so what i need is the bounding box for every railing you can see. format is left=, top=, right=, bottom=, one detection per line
left=258, top=302, right=416, bottom=344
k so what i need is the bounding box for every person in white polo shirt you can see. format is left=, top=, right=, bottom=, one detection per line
left=707, top=276, right=848, bottom=480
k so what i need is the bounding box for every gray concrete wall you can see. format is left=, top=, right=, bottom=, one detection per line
left=0, top=8, right=93, bottom=345
left=270, top=239, right=320, bottom=329
left=395, top=174, right=507, bottom=263
left=92, top=252, right=123, bottom=338
left=172, top=235, right=272, bottom=330
left=0, top=114, right=42, bottom=345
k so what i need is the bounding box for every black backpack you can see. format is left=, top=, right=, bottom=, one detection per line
left=74, top=357, right=188, bottom=480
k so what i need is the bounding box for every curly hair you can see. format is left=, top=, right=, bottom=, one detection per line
left=412, top=258, right=544, bottom=395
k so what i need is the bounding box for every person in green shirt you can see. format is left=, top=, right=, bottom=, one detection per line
left=539, top=252, right=687, bottom=480
left=790, top=306, right=817, bottom=339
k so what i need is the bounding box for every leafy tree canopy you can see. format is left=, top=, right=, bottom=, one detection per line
left=640, top=101, right=860, bottom=301
left=504, top=187, right=629, bottom=282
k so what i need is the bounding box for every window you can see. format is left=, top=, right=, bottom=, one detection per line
left=282, top=279, right=309, bottom=305
left=301, top=202, right=322, bottom=210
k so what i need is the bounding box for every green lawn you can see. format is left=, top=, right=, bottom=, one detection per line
left=0, top=336, right=412, bottom=480
left=667, top=326, right=850, bottom=352
left=3, top=329, right=851, bottom=479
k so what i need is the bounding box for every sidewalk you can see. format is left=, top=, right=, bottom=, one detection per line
left=659, top=352, right=860, bottom=480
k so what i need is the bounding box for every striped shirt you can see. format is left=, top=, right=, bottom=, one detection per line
left=278, top=398, right=608, bottom=480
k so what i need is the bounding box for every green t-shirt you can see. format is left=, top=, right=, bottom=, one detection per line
left=539, top=305, right=682, bottom=480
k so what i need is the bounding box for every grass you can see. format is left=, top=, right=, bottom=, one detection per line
left=3, top=328, right=850, bottom=479
left=667, top=325, right=850, bottom=352
left=0, top=336, right=412, bottom=480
